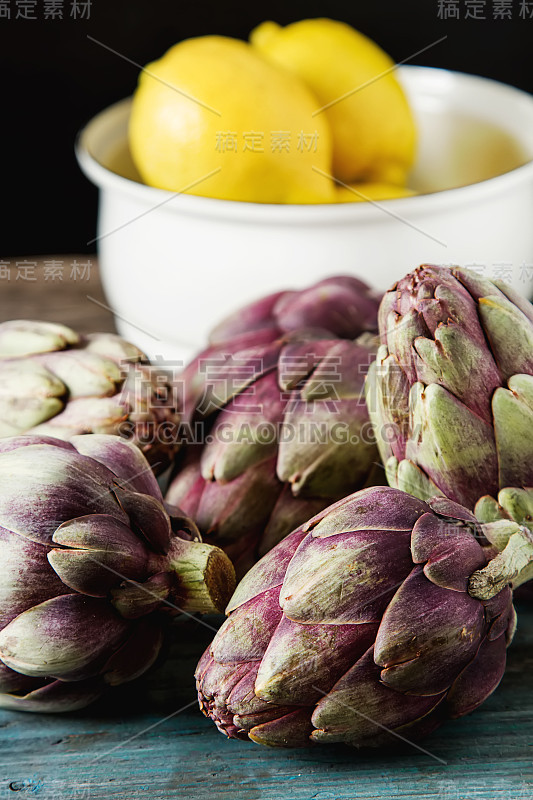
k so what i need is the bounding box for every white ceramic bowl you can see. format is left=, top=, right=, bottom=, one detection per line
left=76, top=65, right=533, bottom=363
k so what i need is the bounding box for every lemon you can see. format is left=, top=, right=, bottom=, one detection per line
left=250, top=19, right=416, bottom=186
left=333, top=182, right=417, bottom=202
left=129, top=36, right=335, bottom=203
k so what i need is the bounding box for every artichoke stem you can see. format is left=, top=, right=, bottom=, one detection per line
left=167, top=538, right=236, bottom=614
left=469, top=528, right=533, bottom=600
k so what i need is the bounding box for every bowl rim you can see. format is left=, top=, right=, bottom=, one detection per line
left=76, top=64, right=533, bottom=224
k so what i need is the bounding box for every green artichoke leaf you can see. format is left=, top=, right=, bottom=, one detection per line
left=413, top=323, right=500, bottom=423
left=493, top=376, right=533, bottom=490
left=276, top=397, right=377, bottom=499
left=453, top=267, right=508, bottom=302
left=493, top=279, right=533, bottom=325
left=84, top=332, right=146, bottom=363
left=0, top=360, right=65, bottom=433
left=248, top=709, right=313, bottom=748
left=36, top=351, right=121, bottom=398
left=0, top=320, right=79, bottom=357
left=385, top=308, right=426, bottom=385
left=365, top=347, right=412, bottom=466
left=479, top=294, right=533, bottom=379
left=226, top=528, right=308, bottom=614
left=211, top=588, right=283, bottom=664
left=28, top=397, right=128, bottom=439
left=497, top=487, right=533, bottom=530
left=478, top=519, right=523, bottom=551
left=384, top=455, right=400, bottom=489
left=393, top=458, right=445, bottom=503
left=111, top=572, right=172, bottom=619
left=201, top=371, right=284, bottom=483
left=406, top=382, right=499, bottom=508
left=475, top=494, right=508, bottom=523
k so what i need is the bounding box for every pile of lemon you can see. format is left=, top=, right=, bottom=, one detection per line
left=129, top=19, right=416, bottom=204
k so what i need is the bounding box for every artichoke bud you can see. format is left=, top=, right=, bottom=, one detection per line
left=496, top=487, right=533, bottom=529
left=169, top=276, right=381, bottom=574
left=469, top=487, right=533, bottom=597
left=196, top=487, right=516, bottom=749
left=371, top=265, right=533, bottom=520
left=0, top=320, right=180, bottom=473
left=0, top=435, right=235, bottom=713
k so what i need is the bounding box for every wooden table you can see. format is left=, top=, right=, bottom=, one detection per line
left=1, top=610, right=533, bottom=800
left=1, top=259, right=532, bottom=800
left=0, top=256, right=114, bottom=334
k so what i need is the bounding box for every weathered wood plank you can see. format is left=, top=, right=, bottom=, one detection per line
left=1, top=608, right=532, bottom=800
left=0, top=257, right=114, bottom=333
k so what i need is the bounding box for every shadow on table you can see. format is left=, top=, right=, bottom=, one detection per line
left=43, top=604, right=533, bottom=769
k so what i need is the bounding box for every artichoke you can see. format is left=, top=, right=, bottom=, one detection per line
left=196, top=486, right=518, bottom=749
left=209, top=275, right=380, bottom=344
left=180, top=275, right=380, bottom=422
left=365, top=266, right=533, bottom=523
left=0, top=434, right=235, bottom=713
left=0, top=320, right=180, bottom=471
left=168, top=331, right=381, bottom=576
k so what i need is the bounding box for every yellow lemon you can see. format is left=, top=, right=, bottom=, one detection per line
left=333, top=181, right=417, bottom=203
left=129, top=36, right=335, bottom=203
left=250, top=19, right=416, bottom=186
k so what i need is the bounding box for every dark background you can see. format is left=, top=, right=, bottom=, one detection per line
left=2, top=0, right=531, bottom=256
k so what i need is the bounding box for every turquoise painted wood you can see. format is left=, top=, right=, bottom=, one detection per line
left=1, top=607, right=533, bottom=800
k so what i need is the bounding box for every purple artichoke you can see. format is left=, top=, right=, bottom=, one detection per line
left=0, top=434, right=235, bottom=713
left=168, top=331, right=381, bottom=576
left=209, top=275, right=380, bottom=345
left=180, top=275, right=380, bottom=423
left=0, top=320, right=180, bottom=472
left=196, top=486, right=517, bottom=749
left=365, top=266, right=533, bottom=530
